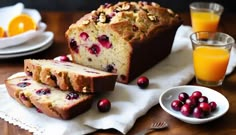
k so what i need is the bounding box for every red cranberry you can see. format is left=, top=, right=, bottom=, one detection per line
left=137, top=76, right=149, bottom=89
left=104, top=3, right=112, bottom=8
left=105, top=15, right=112, bottom=23
left=108, top=12, right=115, bottom=18
left=171, top=100, right=183, bottom=111
left=88, top=44, right=101, bottom=56
left=66, top=92, right=79, bottom=100
left=185, top=96, right=198, bottom=108
left=36, top=108, right=42, bottom=113
left=97, top=35, right=112, bottom=49
left=178, top=92, right=189, bottom=102
left=26, top=71, right=32, bottom=76
left=199, top=102, right=211, bottom=116
left=181, top=104, right=192, bottom=116
left=92, top=15, right=99, bottom=22
left=80, top=32, right=89, bottom=41
left=20, top=93, right=28, bottom=101
left=132, top=25, right=138, bottom=31
left=59, top=55, right=70, bottom=62
left=193, top=106, right=204, bottom=118
left=36, top=88, right=51, bottom=95
left=191, top=91, right=202, bottom=99
left=17, top=82, right=31, bottom=87
left=209, top=101, right=217, bottom=112
left=190, top=96, right=199, bottom=104
left=97, top=98, right=111, bottom=112
left=105, top=64, right=117, bottom=73
left=70, top=39, right=79, bottom=53
left=50, top=75, right=57, bottom=82
left=120, top=75, right=126, bottom=81
left=22, top=78, right=29, bottom=81
left=198, top=96, right=208, bottom=103
left=105, top=64, right=114, bottom=72
left=85, top=70, right=100, bottom=74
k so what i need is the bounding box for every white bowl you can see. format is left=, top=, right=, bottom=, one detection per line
left=0, top=22, right=46, bottom=49
left=0, top=3, right=45, bottom=49
left=159, top=85, right=229, bottom=124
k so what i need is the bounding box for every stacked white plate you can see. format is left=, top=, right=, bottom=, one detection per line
left=0, top=32, right=53, bottom=59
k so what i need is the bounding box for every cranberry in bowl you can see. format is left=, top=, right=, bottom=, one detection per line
left=159, top=85, right=229, bottom=124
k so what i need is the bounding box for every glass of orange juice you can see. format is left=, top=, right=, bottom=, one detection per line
left=190, top=32, right=235, bottom=87
left=190, top=2, right=224, bottom=32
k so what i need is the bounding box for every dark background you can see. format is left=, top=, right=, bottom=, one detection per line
left=0, top=0, right=235, bottom=13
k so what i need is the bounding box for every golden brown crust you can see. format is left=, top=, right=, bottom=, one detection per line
left=5, top=76, right=94, bottom=120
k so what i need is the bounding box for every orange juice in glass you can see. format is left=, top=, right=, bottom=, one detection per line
left=190, top=32, right=234, bottom=86
left=190, top=2, right=224, bottom=32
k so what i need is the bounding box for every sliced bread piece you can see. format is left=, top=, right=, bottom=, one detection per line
left=5, top=75, right=94, bottom=120
left=24, top=59, right=117, bottom=93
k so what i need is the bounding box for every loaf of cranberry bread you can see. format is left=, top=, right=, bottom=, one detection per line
left=24, top=59, right=117, bottom=92
left=5, top=75, right=93, bottom=120
left=65, top=1, right=182, bottom=83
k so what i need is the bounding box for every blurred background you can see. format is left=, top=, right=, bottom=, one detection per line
left=0, top=0, right=235, bottom=13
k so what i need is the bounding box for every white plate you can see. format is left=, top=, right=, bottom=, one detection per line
left=0, top=40, right=52, bottom=59
left=0, top=31, right=53, bottom=55
left=159, top=85, right=229, bottom=124
left=0, top=32, right=53, bottom=59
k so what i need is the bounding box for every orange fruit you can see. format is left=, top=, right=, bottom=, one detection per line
left=0, top=26, right=5, bottom=38
left=7, top=14, right=37, bottom=37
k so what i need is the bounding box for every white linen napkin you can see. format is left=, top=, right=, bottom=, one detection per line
left=0, top=25, right=235, bottom=135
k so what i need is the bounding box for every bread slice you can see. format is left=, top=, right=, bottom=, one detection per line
left=5, top=75, right=93, bottom=120
left=24, top=59, right=117, bottom=93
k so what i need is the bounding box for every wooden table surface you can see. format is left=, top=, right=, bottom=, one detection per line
left=0, top=11, right=236, bottom=135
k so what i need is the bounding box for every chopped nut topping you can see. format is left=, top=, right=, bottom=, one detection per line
left=82, top=20, right=90, bottom=25
left=116, top=3, right=131, bottom=11
left=56, top=71, right=62, bottom=76
left=147, top=13, right=158, bottom=22
left=46, top=75, right=50, bottom=79
left=175, top=14, right=180, bottom=18
left=167, top=9, right=174, bottom=15
left=103, top=3, right=112, bottom=8
left=151, top=2, right=160, bottom=7
left=82, top=87, right=88, bottom=92
left=91, top=15, right=98, bottom=22
left=91, top=10, right=97, bottom=15
left=148, top=15, right=156, bottom=21
left=139, top=1, right=148, bottom=6
left=90, top=10, right=99, bottom=22
left=99, top=12, right=106, bottom=23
